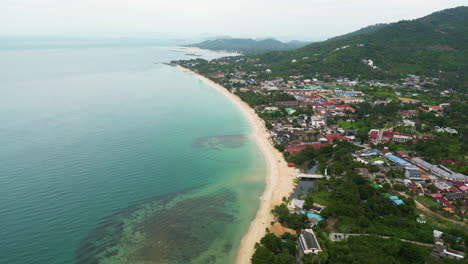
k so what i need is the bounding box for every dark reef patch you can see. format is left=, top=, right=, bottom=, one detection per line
left=192, top=134, right=247, bottom=150
left=75, top=186, right=239, bottom=264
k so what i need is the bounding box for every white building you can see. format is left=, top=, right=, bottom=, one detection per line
left=287, top=198, right=305, bottom=210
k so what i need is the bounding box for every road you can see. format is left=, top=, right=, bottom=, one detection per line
left=330, top=233, right=434, bottom=247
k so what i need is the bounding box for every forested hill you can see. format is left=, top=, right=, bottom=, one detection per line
left=258, top=6, right=468, bottom=91
left=186, top=38, right=311, bottom=54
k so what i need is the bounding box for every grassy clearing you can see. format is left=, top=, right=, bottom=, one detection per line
left=416, top=196, right=441, bottom=210
left=338, top=121, right=358, bottom=129
left=312, top=190, right=333, bottom=206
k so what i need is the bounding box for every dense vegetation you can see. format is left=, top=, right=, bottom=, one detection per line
left=322, top=235, right=431, bottom=264
left=257, top=6, right=468, bottom=91
left=251, top=232, right=298, bottom=264
left=235, top=91, right=296, bottom=107
left=186, top=38, right=310, bottom=54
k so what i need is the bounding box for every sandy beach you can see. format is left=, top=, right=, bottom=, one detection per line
left=177, top=65, right=295, bottom=264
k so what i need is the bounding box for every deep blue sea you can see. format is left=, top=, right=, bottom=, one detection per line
left=0, top=40, right=266, bottom=264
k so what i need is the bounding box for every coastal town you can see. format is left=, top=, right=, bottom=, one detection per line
left=173, top=55, right=467, bottom=264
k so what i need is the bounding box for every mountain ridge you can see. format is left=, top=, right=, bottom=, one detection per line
left=256, top=6, right=468, bottom=91
left=185, top=38, right=311, bottom=54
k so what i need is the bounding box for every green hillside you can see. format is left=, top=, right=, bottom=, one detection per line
left=186, top=38, right=311, bottom=54
left=258, top=6, right=468, bottom=91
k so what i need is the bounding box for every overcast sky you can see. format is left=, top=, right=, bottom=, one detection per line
left=1, top=0, right=467, bottom=41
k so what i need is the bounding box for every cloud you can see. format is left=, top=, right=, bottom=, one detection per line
left=1, top=0, right=467, bottom=40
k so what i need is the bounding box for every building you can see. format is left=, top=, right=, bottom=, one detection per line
left=285, top=145, right=307, bottom=155
left=288, top=198, right=305, bottom=210
left=411, top=158, right=468, bottom=182
left=326, top=134, right=348, bottom=142
left=444, top=193, right=465, bottom=200
left=405, top=167, right=423, bottom=180
left=443, top=249, right=465, bottom=259
left=311, top=113, right=326, bottom=127
left=437, top=198, right=456, bottom=210
left=357, top=149, right=380, bottom=157
left=399, top=97, right=420, bottom=103
left=454, top=182, right=468, bottom=192
left=285, top=108, right=296, bottom=115
left=369, top=129, right=380, bottom=142
left=385, top=153, right=410, bottom=166
left=416, top=214, right=427, bottom=224
left=389, top=195, right=405, bottom=205
left=403, top=120, right=416, bottom=127
left=299, top=229, right=322, bottom=254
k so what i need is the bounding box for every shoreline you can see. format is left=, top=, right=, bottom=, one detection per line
left=177, top=65, right=295, bottom=264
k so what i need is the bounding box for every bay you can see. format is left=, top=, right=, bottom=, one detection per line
left=0, top=41, right=266, bottom=264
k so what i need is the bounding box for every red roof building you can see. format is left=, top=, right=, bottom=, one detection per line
left=335, top=104, right=356, bottom=112
left=408, top=185, right=422, bottom=194
left=285, top=145, right=307, bottom=155
left=438, top=198, right=456, bottom=209
left=431, top=193, right=443, bottom=198
left=309, top=143, right=329, bottom=150
left=401, top=111, right=416, bottom=117
left=369, top=130, right=379, bottom=141
left=285, top=144, right=329, bottom=155
left=326, top=134, right=348, bottom=142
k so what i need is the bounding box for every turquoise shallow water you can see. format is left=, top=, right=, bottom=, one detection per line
left=0, top=42, right=266, bottom=263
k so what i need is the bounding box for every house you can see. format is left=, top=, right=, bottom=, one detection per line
left=437, top=198, right=456, bottom=210
left=299, top=229, right=322, bottom=254
left=389, top=195, right=405, bottom=205
left=408, top=184, right=423, bottom=195
left=211, top=72, right=225, bottom=78
left=435, top=181, right=452, bottom=191
left=403, top=120, right=416, bottom=127
left=401, top=111, right=416, bottom=118
left=288, top=198, right=305, bottom=210
left=285, top=108, right=296, bottom=115
left=285, top=145, right=307, bottom=155
left=335, top=104, right=356, bottom=112
left=428, top=106, right=443, bottom=112
left=311, top=114, right=326, bottom=127
left=454, top=182, right=468, bottom=192
left=326, top=134, right=348, bottom=142
left=369, top=129, right=380, bottom=142
left=444, top=193, right=465, bottom=200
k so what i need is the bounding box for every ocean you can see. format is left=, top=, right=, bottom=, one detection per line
left=0, top=40, right=266, bottom=264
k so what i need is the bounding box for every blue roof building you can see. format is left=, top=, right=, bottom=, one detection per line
left=385, top=154, right=409, bottom=166
left=388, top=195, right=404, bottom=205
